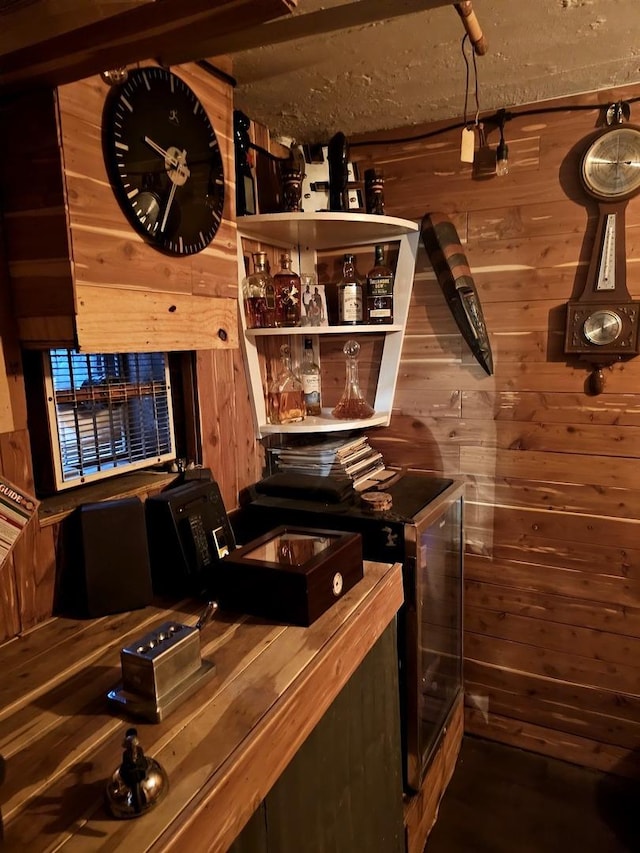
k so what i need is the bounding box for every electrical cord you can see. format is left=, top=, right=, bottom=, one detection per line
left=350, top=96, right=640, bottom=149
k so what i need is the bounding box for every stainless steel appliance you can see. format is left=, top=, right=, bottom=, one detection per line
left=239, top=472, right=464, bottom=792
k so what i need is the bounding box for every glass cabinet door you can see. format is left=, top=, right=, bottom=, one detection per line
left=412, top=495, right=463, bottom=787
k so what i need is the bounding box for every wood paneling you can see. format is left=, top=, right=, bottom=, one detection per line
left=197, top=346, right=265, bottom=511
left=353, top=82, right=640, bottom=777
left=0, top=61, right=238, bottom=353
left=0, top=59, right=258, bottom=642
left=404, top=695, right=464, bottom=853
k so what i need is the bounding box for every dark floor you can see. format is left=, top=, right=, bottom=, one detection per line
left=424, top=737, right=640, bottom=853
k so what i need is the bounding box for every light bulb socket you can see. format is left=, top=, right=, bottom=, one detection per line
left=496, top=139, right=509, bottom=176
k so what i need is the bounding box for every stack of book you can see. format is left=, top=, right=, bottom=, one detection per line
left=267, top=435, right=386, bottom=488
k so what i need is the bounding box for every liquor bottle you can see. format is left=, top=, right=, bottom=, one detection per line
left=337, top=254, right=364, bottom=325
left=233, top=110, right=257, bottom=216
left=267, top=344, right=305, bottom=424
left=366, top=245, right=394, bottom=324
left=327, top=131, right=349, bottom=212
left=273, top=253, right=301, bottom=327
left=242, top=252, right=274, bottom=328
left=300, top=337, right=322, bottom=416
left=332, top=340, right=375, bottom=420
left=364, top=168, right=385, bottom=215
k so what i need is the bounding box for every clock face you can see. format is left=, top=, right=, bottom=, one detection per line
left=581, top=126, right=640, bottom=201
left=103, top=67, right=225, bottom=256
left=583, top=309, right=623, bottom=345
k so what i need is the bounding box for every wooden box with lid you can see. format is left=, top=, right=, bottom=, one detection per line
left=217, top=525, right=363, bottom=625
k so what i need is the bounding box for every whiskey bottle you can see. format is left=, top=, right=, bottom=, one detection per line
left=366, top=245, right=394, bottom=324
left=242, top=251, right=271, bottom=328
left=300, top=337, right=322, bottom=416
left=267, top=345, right=305, bottom=424
left=337, top=254, right=364, bottom=325
left=273, top=253, right=301, bottom=327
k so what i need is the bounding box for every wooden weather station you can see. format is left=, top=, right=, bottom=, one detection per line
left=565, top=119, right=640, bottom=394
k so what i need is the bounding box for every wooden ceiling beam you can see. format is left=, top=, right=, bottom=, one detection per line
left=163, top=0, right=458, bottom=66
left=0, top=0, right=297, bottom=92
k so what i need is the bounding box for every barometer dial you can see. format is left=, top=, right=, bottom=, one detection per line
left=581, top=125, right=640, bottom=201
left=582, top=309, right=623, bottom=345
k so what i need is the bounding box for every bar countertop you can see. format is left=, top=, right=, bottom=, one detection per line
left=0, top=560, right=402, bottom=852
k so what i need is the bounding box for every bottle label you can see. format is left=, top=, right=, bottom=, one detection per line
left=369, top=302, right=392, bottom=319
left=340, top=284, right=363, bottom=322
left=302, top=374, right=320, bottom=397
left=367, top=275, right=393, bottom=296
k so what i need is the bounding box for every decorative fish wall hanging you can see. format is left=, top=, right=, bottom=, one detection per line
left=420, top=211, right=494, bottom=375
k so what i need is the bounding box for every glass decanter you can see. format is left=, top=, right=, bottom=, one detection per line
left=332, top=340, right=375, bottom=420
left=267, top=344, right=305, bottom=424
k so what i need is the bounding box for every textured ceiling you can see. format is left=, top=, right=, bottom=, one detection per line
left=231, top=0, right=640, bottom=144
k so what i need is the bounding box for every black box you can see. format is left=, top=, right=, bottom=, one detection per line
left=64, top=497, right=153, bottom=617
left=145, top=480, right=236, bottom=598
left=217, top=526, right=363, bottom=626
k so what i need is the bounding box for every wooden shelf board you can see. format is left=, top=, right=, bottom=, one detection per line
left=246, top=323, right=402, bottom=336
left=238, top=212, right=419, bottom=250
left=259, top=411, right=390, bottom=434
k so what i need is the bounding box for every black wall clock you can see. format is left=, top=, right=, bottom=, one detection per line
left=103, top=66, right=225, bottom=256
left=564, top=123, right=640, bottom=393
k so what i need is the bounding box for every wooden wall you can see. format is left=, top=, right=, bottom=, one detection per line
left=0, top=61, right=238, bottom=353
left=0, top=61, right=262, bottom=643
left=0, top=262, right=261, bottom=642
left=3, top=65, right=640, bottom=783
left=352, top=83, right=640, bottom=778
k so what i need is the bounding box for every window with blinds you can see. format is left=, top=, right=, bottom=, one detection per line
left=44, top=349, right=176, bottom=490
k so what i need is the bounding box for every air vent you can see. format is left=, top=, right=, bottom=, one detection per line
left=44, top=349, right=176, bottom=491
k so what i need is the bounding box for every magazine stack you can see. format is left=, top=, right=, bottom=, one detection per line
left=267, top=434, right=387, bottom=489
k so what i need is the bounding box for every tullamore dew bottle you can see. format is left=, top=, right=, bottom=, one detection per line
left=366, top=244, right=394, bottom=324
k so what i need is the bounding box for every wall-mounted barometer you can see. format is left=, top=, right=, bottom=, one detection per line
left=565, top=122, right=640, bottom=393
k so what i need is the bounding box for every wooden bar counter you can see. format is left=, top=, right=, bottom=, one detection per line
left=0, top=561, right=403, bottom=852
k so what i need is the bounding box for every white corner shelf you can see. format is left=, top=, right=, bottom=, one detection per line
left=258, top=410, right=391, bottom=435
left=236, top=212, right=419, bottom=438
left=237, top=211, right=418, bottom=250
left=245, top=323, right=404, bottom=337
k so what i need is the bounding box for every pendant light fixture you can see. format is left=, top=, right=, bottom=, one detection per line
left=496, top=109, right=509, bottom=176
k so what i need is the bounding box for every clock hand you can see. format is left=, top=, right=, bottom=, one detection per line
left=160, top=181, right=177, bottom=234
left=159, top=147, right=188, bottom=234
left=144, top=137, right=191, bottom=180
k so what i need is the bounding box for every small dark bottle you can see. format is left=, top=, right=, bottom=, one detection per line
left=364, top=168, right=385, bottom=215
left=233, top=110, right=256, bottom=216
left=366, top=245, right=394, bottom=325
left=327, top=132, right=350, bottom=212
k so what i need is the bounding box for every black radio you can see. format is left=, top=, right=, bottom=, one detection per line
left=145, top=480, right=235, bottom=598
